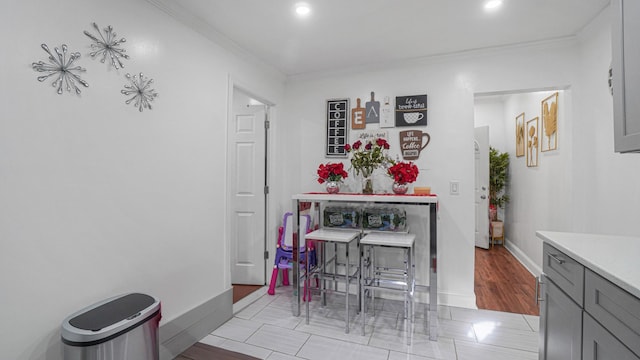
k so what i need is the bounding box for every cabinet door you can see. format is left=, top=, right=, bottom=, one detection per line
left=612, top=0, right=640, bottom=153
left=583, top=313, right=640, bottom=360
left=539, top=275, right=582, bottom=360
left=585, top=269, right=640, bottom=357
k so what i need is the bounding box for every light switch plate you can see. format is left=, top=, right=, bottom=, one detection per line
left=450, top=180, right=460, bottom=195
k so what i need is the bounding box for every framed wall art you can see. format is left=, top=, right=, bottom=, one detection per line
left=541, top=92, right=558, bottom=152
left=526, top=117, right=539, bottom=167
left=379, top=96, right=394, bottom=128
left=395, top=94, right=427, bottom=127
left=326, top=98, right=349, bottom=157
left=515, top=112, right=525, bottom=157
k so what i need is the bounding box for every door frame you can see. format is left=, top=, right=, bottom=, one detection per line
left=474, top=126, right=490, bottom=249
left=225, top=77, right=275, bottom=287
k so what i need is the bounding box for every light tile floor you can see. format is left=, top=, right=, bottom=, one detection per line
left=200, top=287, right=539, bottom=360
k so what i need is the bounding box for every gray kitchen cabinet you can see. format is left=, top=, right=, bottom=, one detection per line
left=612, top=0, right=640, bottom=153
left=537, top=235, right=640, bottom=360
left=584, top=269, right=640, bottom=359
left=539, top=274, right=583, bottom=360
left=583, top=313, right=639, bottom=360
left=539, top=243, right=584, bottom=360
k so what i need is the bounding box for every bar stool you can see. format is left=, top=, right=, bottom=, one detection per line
left=359, top=231, right=416, bottom=343
left=304, top=228, right=361, bottom=333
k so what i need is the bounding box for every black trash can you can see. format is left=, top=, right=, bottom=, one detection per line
left=61, top=293, right=161, bottom=360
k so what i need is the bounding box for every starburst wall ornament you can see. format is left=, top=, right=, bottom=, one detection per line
left=121, top=73, right=158, bottom=112
left=32, top=43, right=89, bottom=95
left=84, top=22, right=129, bottom=69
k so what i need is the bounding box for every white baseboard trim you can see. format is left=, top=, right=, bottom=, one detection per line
left=159, top=288, right=233, bottom=360
left=505, top=239, right=542, bottom=277
left=233, top=286, right=268, bottom=314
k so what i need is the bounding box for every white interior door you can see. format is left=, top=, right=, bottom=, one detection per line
left=228, top=91, right=267, bottom=284
left=474, top=126, right=490, bottom=249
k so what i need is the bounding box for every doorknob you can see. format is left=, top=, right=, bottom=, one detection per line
left=481, top=186, right=486, bottom=191
left=480, top=195, right=486, bottom=199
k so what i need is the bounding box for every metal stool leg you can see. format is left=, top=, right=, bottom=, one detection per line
left=345, top=242, right=349, bottom=333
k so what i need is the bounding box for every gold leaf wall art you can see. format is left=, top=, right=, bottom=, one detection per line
left=541, top=92, right=558, bottom=152
left=527, top=117, right=539, bottom=167
left=516, top=112, right=525, bottom=157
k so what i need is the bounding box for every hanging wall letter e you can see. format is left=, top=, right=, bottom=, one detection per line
left=351, top=98, right=366, bottom=129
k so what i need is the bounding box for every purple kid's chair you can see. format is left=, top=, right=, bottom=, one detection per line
left=267, top=212, right=316, bottom=299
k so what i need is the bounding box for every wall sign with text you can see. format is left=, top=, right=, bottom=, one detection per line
left=326, top=98, right=349, bottom=157
left=395, top=94, right=428, bottom=127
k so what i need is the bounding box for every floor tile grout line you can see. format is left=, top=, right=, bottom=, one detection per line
left=226, top=289, right=539, bottom=360
left=457, top=336, right=540, bottom=354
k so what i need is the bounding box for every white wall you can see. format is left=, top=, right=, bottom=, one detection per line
left=474, top=97, right=507, bottom=152
left=0, top=0, right=284, bottom=359
left=572, top=6, right=640, bottom=236
left=501, top=90, right=573, bottom=273
left=280, top=35, right=579, bottom=307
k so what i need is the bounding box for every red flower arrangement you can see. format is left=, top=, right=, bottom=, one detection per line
left=387, top=161, right=419, bottom=184
left=317, top=162, right=349, bottom=184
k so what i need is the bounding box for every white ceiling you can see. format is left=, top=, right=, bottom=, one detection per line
left=151, top=0, right=610, bottom=76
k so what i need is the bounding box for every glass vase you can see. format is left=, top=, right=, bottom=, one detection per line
left=392, top=182, right=409, bottom=195
left=362, top=175, right=374, bottom=194
left=325, top=181, right=340, bottom=194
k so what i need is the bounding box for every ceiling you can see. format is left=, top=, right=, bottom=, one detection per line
left=151, top=0, right=610, bottom=77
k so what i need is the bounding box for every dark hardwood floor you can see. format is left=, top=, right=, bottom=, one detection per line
left=475, top=244, right=539, bottom=316
left=232, top=284, right=262, bottom=303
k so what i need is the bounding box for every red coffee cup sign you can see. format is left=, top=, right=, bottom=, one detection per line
left=400, top=130, right=430, bottom=160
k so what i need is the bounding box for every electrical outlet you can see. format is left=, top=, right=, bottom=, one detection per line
left=450, top=181, right=460, bottom=195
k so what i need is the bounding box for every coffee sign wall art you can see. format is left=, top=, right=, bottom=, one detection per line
left=326, top=98, right=350, bottom=157
left=395, top=94, right=428, bottom=127
left=399, top=130, right=430, bottom=160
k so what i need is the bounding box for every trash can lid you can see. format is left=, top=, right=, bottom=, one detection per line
left=69, top=293, right=155, bottom=331
left=61, top=293, right=160, bottom=345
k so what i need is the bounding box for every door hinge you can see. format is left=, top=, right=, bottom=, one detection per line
left=264, top=120, right=270, bottom=129
left=264, top=251, right=269, bottom=259
left=264, top=185, right=269, bottom=195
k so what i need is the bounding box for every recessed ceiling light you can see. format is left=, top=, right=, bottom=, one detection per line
left=484, top=0, right=503, bottom=10
left=295, top=2, right=311, bottom=16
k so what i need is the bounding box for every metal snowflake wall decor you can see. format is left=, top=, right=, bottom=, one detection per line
left=121, top=73, right=158, bottom=112
left=32, top=44, right=89, bottom=95
left=84, top=22, right=129, bottom=69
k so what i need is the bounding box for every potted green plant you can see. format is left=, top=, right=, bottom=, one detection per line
left=489, top=147, right=510, bottom=220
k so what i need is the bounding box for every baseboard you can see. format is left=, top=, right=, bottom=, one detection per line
left=159, top=288, right=233, bottom=360
left=233, top=286, right=267, bottom=315
left=504, top=238, right=542, bottom=277
left=437, top=290, right=478, bottom=309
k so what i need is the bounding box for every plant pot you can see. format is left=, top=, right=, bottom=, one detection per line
left=489, top=206, right=498, bottom=221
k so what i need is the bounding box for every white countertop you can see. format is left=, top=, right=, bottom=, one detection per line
left=536, top=231, right=640, bottom=299
left=292, top=193, right=438, bottom=204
